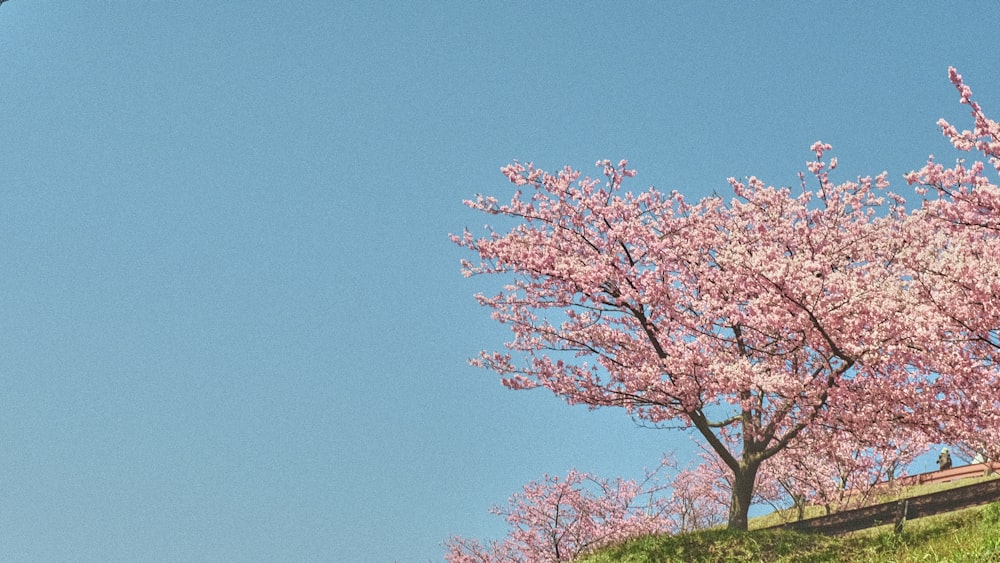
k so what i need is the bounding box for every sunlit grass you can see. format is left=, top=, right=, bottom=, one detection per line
left=579, top=503, right=1000, bottom=562
left=578, top=478, right=1000, bottom=563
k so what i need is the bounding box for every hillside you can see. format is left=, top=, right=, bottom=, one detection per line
left=577, top=477, right=1000, bottom=563
left=578, top=502, right=1000, bottom=562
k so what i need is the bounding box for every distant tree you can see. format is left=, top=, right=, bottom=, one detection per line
left=663, top=464, right=728, bottom=534
left=444, top=468, right=673, bottom=563
left=760, top=429, right=921, bottom=518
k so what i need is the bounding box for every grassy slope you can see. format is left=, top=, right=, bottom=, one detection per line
left=749, top=473, right=1000, bottom=530
left=579, top=477, right=1000, bottom=563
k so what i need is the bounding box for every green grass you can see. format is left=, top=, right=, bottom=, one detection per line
left=577, top=496, right=1000, bottom=562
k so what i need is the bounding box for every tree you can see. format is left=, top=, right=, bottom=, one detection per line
left=760, top=428, right=921, bottom=517
left=454, top=146, right=937, bottom=529
left=903, top=68, right=1000, bottom=462
left=445, top=468, right=673, bottom=563
left=663, top=467, right=728, bottom=533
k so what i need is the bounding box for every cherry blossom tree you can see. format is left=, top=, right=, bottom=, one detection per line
left=665, top=439, right=791, bottom=526
left=664, top=467, right=727, bottom=533
left=760, top=428, right=921, bottom=518
left=903, top=68, right=1000, bottom=462
left=664, top=447, right=763, bottom=532
left=445, top=469, right=673, bottom=563
left=453, top=144, right=939, bottom=529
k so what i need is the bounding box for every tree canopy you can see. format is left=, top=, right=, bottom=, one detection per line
left=450, top=67, right=1000, bottom=554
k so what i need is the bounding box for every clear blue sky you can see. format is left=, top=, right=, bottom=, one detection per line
left=0, top=2, right=996, bottom=562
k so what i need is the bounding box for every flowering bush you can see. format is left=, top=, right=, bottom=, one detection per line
left=445, top=468, right=673, bottom=562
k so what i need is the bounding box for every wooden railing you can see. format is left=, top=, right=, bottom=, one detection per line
left=764, top=463, right=1000, bottom=536
left=894, top=462, right=1000, bottom=487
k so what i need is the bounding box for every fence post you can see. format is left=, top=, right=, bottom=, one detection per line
left=892, top=500, right=909, bottom=535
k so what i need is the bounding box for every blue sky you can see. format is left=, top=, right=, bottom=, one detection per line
left=0, top=2, right=997, bottom=562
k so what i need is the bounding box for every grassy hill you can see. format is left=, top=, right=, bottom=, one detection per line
left=577, top=478, right=1000, bottom=562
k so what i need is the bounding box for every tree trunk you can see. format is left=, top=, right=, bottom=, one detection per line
left=727, top=462, right=760, bottom=530
left=794, top=494, right=806, bottom=522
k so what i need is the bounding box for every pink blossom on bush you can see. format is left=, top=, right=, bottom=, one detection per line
left=445, top=468, right=673, bottom=562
